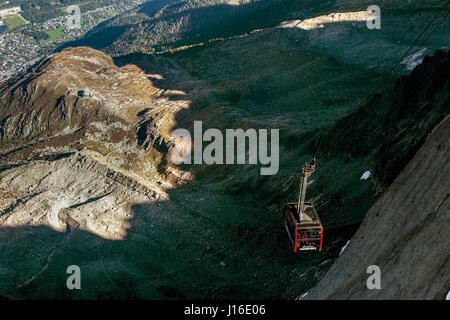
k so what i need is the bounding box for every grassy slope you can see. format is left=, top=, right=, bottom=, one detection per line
left=145, top=0, right=450, bottom=229
left=4, top=14, right=27, bottom=30
left=112, top=17, right=449, bottom=298
left=111, top=25, right=380, bottom=299
left=65, top=0, right=336, bottom=54
left=42, top=26, right=66, bottom=43
left=63, top=0, right=450, bottom=63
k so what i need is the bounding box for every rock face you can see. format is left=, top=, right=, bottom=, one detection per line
left=0, top=46, right=182, bottom=147
left=0, top=152, right=156, bottom=240
left=0, top=46, right=193, bottom=239
left=305, top=116, right=450, bottom=300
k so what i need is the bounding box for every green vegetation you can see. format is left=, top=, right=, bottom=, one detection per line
left=42, top=26, right=66, bottom=43
left=22, top=29, right=49, bottom=41
left=4, top=14, right=27, bottom=30
left=86, top=0, right=320, bottom=55
left=22, top=25, right=67, bottom=44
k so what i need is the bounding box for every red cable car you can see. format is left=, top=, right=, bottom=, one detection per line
left=283, top=158, right=323, bottom=252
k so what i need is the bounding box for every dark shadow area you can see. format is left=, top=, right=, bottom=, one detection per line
left=1, top=24, right=371, bottom=298
left=0, top=179, right=355, bottom=299
left=59, top=25, right=130, bottom=51
left=57, top=0, right=337, bottom=54
left=137, top=0, right=180, bottom=17
left=1, top=0, right=448, bottom=299
left=2, top=47, right=447, bottom=301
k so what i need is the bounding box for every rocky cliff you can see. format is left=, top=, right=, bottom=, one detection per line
left=304, top=115, right=449, bottom=299
left=0, top=46, right=192, bottom=240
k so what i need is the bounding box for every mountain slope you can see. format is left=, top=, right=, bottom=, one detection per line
left=304, top=115, right=449, bottom=299
left=0, top=2, right=449, bottom=298
left=63, top=0, right=450, bottom=69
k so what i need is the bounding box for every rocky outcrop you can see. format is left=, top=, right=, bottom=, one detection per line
left=0, top=47, right=160, bottom=145
left=0, top=46, right=194, bottom=185
left=0, top=47, right=195, bottom=239
left=304, top=115, right=449, bottom=300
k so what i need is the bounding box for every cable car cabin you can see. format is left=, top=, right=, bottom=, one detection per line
left=283, top=202, right=323, bottom=252
left=284, top=157, right=323, bottom=252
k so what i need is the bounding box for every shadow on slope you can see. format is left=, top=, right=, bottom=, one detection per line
left=1, top=44, right=448, bottom=301
left=60, top=0, right=337, bottom=54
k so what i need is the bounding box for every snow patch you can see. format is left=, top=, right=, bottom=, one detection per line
left=339, top=240, right=350, bottom=255
left=298, top=291, right=309, bottom=299
left=360, top=171, right=371, bottom=180
left=401, top=48, right=427, bottom=71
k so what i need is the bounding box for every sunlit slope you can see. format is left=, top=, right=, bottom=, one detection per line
left=64, top=0, right=449, bottom=70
